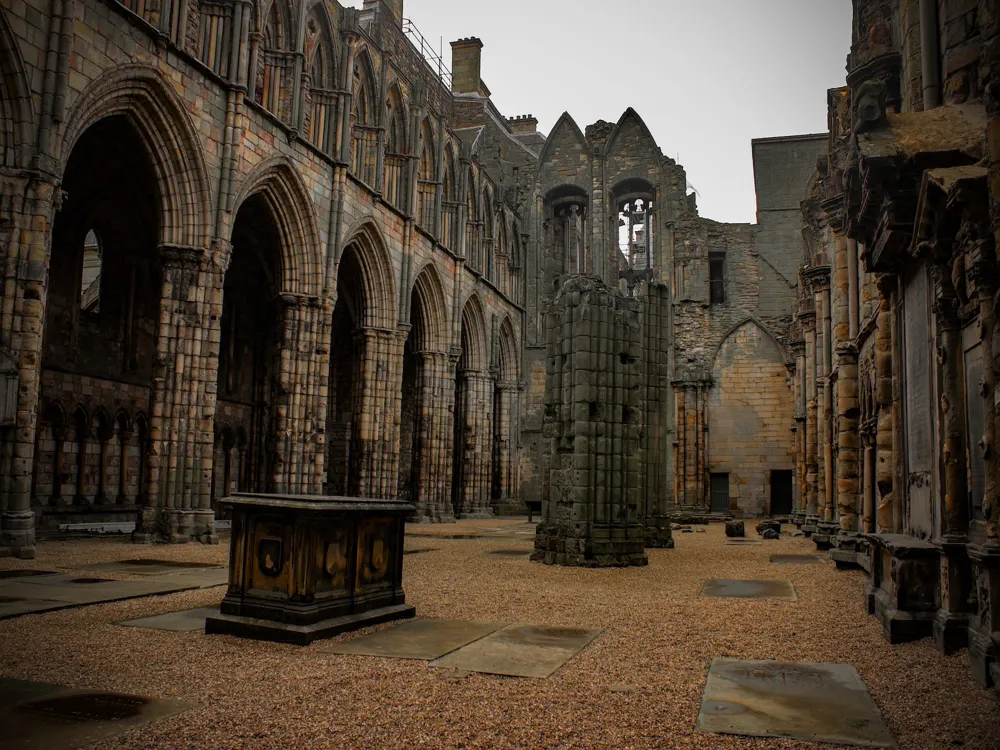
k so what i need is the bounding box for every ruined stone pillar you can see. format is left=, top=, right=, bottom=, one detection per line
left=836, top=343, right=860, bottom=532
left=353, top=327, right=405, bottom=500
left=139, top=246, right=219, bottom=544
left=535, top=276, right=647, bottom=566
left=456, top=370, right=494, bottom=519
left=492, top=381, right=518, bottom=513
left=819, top=283, right=834, bottom=523
left=875, top=275, right=897, bottom=533
left=0, top=175, right=56, bottom=559
left=804, top=321, right=819, bottom=517
left=862, top=442, right=875, bottom=533
left=273, top=295, right=330, bottom=497
left=411, top=350, right=455, bottom=523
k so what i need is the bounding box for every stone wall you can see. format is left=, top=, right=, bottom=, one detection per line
left=707, top=322, right=796, bottom=515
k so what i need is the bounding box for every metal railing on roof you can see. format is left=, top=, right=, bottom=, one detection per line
left=402, top=18, right=453, bottom=89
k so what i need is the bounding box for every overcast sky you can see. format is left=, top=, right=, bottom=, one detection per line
left=350, top=1, right=853, bottom=224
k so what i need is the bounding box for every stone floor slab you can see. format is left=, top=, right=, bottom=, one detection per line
left=700, top=579, right=797, bottom=601
left=0, top=577, right=200, bottom=619
left=118, top=606, right=220, bottom=632
left=771, top=554, right=827, bottom=565
left=320, top=618, right=505, bottom=660
left=0, top=679, right=193, bottom=750
left=429, top=624, right=603, bottom=678
left=697, top=658, right=895, bottom=747
left=481, top=549, right=532, bottom=558
left=80, top=560, right=223, bottom=576
left=725, top=540, right=762, bottom=546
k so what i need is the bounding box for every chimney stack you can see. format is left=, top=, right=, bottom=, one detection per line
left=450, top=37, right=484, bottom=95
left=507, top=115, right=538, bottom=135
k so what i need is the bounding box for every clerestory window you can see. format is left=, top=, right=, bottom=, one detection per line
left=709, top=252, right=726, bottom=304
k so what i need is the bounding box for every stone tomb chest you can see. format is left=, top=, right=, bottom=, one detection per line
left=206, top=494, right=415, bottom=644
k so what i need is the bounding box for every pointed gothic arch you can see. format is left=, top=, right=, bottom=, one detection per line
left=231, top=158, right=323, bottom=298
left=58, top=65, right=213, bottom=251
left=0, top=7, right=34, bottom=168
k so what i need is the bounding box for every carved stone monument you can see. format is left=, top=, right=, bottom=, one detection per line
left=206, top=494, right=415, bottom=644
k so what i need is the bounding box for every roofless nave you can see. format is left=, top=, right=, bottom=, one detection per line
left=0, top=0, right=999, bottom=708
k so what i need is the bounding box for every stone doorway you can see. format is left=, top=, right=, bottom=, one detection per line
left=770, top=470, right=793, bottom=515
left=710, top=473, right=729, bottom=513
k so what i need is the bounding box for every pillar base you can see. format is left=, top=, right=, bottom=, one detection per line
left=644, top=515, right=675, bottom=549
left=813, top=521, right=838, bottom=551
left=533, top=520, right=648, bottom=567
left=831, top=531, right=863, bottom=570
left=867, top=533, right=939, bottom=644
left=968, top=543, right=1000, bottom=690
left=133, top=505, right=158, bottom=543
left=932, top=538, right=973, bottom=655
left=193, top=510, right=218, bottom=545
left=1, top=510, right=36, bottom=559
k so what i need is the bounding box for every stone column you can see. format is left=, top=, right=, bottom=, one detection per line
left=0, top=176, right=57, bottom=559
left=819, top=283, right=834, bottom=523
left=492, top=381, right=518, bottom=513
left=804, top=319, right=819, bottom=519
left=836, top=343, right=860, bottom=531
left=353, top=327, right=405, bottom=500
left=412, top=350, right=455, bottom=523
left=272, top=295, right=330, bottom=496
left=875, top=276, right=897, bottom=533
left=136, top=247, right=219, bottom=544
left=456, top=370, right=494, bottom=519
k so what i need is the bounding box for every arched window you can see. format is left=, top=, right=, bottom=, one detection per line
left=383, top=84, right=407, bottom=208
left=441, top=144, right=458, bottom=250
left=482, top=187, right=494, bottom=282
left=304, top=4, right=337, bottom=151
left=613, top=178, right=655, bottom=295
left=351, top=51, right=378, bottom=185
left=416, top=119, right=436, bottom=231
left=465, top=170, right=479, bottom=269
left=256, top=0, right=291, bottom=120
left=80, top=230, right=102, bottom=313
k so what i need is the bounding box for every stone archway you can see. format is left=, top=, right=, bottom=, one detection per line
left=399, top=265, right=452, bottom=522
left=326, top=223, right=400, bottom=499
left=452, top=294, right=492, bottom=519
left=35, top=115, right=161, bottom=531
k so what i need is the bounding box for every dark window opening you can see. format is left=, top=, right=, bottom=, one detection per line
left=709, top=253, right=725, bottom=304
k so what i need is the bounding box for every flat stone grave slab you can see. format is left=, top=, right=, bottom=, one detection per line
left=321, top=618, right=505, bottom=660
left=700, top=579, right=797, bottom=601
left=430, top=624, right=603, bottom=679
left=725, top=540, right=762, bottom=546
left=771, top=554, right=827, bottom=565
left=0, top=678, right=194, bottom=750
left=697, top=658, right=895, bottom=747
left=0, top=575, right=200, bottom=619
left=118, top=606, right=220, bottom=632
left=481, top=548, right=532, bottom=559
left=80, top=559, right=222, bottom=576
left=155, top=568, right=229, bottom=589
left=0, top=570, right=58, bottom=580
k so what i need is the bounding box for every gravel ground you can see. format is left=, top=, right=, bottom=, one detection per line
left=1, top=521, right=998, bottom=749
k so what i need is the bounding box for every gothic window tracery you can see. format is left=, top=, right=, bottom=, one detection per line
left=350, top=51, right=378, bottom=185
left=303, top=5, right=337, bottom=151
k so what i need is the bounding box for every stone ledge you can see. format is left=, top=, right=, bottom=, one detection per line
left=205, top=603, right=417, bottom=646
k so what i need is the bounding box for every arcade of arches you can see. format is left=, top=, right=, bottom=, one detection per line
left=2, top=0, right=838, bottom=560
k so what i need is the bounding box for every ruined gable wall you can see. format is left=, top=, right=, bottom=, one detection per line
left=707, top=322, right=796, bottom=514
